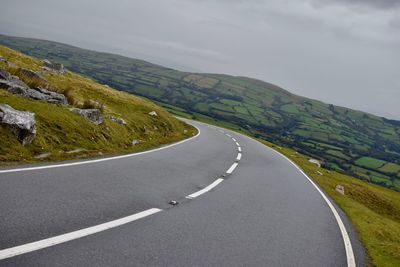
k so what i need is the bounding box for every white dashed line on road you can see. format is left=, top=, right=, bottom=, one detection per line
left=186, top=178, right=224, bottom=199
left=226, top=162, right=238, bottom=174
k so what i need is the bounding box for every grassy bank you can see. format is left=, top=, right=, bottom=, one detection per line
left=0, top=45, right=196, bottom=164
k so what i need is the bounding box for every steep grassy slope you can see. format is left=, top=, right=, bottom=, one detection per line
left=0, top=45, right=195, bottom=164
left=263, top=140, right=400, bottom=267
left=0, top=35, right=399, bottom=190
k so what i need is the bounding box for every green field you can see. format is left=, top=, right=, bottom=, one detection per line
left=379, top=163, right=400, bottom=174
left=355, top=157, right=387, bottom=169
left=1, top=34, right=399, bottom=190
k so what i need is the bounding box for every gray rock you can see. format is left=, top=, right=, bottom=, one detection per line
left=0, top=104, right=36, bottom=145
left=0, top=68, right=67, bottom=104
left=35, top=86, right=68, bottom=105
left=43, top=59, right=66, bottom=73
left=0, top=79, right=67, bottom=105
left=148, top=111, right=158, bottom=117
left=108, top=115, right=126, bottom=125
left=69, top=108, right=104, bottom=125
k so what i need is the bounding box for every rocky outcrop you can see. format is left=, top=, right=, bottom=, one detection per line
left=108, top=115, right=126, bottom=125
left=0, top=104, right=36, bottom=145
left=0, top=68, right=67, bottom=104
left=34, top=86, right=68, bottom=104
left=42, top=59, right=66, bottom=73
left=69, top=108, right=104, bottom=125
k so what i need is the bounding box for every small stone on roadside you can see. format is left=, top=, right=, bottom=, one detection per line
left=309, top=159, right=321, bottom=168
left=131, top=139, right=140, bottom=145
left=335, top=184, right=345, bottom=195
left=148, top=111, right=157, bottom=117
left=34, top=152, right=51, bottom=159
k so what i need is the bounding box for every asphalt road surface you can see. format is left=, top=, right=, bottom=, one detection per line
left=0, top=120, right=365, bottom=266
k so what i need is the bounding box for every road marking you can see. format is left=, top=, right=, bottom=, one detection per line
left=0, top=208, right=162, bottom=260
left=269, top=150, right=356, bottom=267
left=235, top=142, right=240, bottom=146
left=226, top=134, right=232, bottom=138
left=0, top=126, right=201, bottom=174
left=226, top=162, right=238, bottom=174
left=207, top=122, right=355, bottom=267
left=186, top=178, right=224, bottom=199
left=232, top=138, right=236, bottom=142
left=236, top=153, right=242, bottom=161
left=238, top=146, right=242, bottom=152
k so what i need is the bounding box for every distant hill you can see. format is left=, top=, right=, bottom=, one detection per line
left=0, top=43, right=194, bottom=164
left=1, top=34, right=399, bottom=190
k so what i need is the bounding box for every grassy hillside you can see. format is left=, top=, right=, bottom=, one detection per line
left=267, top=140, right=400, bottom=267
left=0, top=45, right=195, bottom=164
left=0, top=35, right=399, bottom=191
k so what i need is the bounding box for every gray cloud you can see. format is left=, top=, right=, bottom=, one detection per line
left=323, top=0, right=400, bottom=9
left=0, top=0, right=399, bottom=119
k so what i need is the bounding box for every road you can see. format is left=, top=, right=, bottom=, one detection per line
left=0, top=120, right=365, bottom=266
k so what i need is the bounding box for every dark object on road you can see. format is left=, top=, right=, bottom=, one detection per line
left=169, top=200, right=179, bottom=206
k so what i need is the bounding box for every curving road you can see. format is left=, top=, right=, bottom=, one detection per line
left=0, top=120, right=365, bottom=266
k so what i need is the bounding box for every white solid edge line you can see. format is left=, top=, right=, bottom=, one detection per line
left=236, top=153, right=242, bottom=161
left=186, top=178, right=224, bottom=199
left=238, top=146, right=242, bottom=152
left=201, top=122, right=355, bottom=267
left=0, top=208, right=162, bottom=260
left=0, top=126, right=201, bottom=174
left=226, top=162, right=238, bottom=174
left=271, top=151, right=356, bottom=267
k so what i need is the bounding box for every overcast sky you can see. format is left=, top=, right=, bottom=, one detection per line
left=1, top=0, right=399, bottom=119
